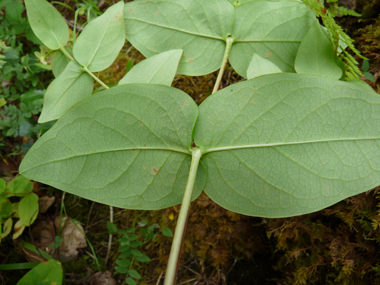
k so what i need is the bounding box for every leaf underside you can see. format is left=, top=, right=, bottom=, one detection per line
left=38, top=61, right=93, bottom=123
left=119, top=49, right=183, bottom=86
left=50, top=49, right=72, bottom=78
left=295, top=20, right=342, bottom=79
left=25, top=0, right=69, bottom=50
left=124, top=0, right=315, bottom=77
left=194, top=73, right=380, bottom=217
left=73, top=1, right=125, bottom=72
left=21, top=84, right=205, bottom=210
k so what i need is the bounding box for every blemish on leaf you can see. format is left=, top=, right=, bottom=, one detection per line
left=153, top=168, right=158, bottom=174
left=250, top=99, right=254, bottom=103
left=132, top=149, right=135, bottom=152
left=188, top=57, right=193, bottom=62
left=129, top=9, right=134, bottom=13
left=184, top=100, right=188, bottom=105
left=14, top=225, right=22, bottom=233
left=155, top=11, right=159, bottom=15
left=265, top=52, right=270, bottom=57
left=325, top=187, right=330, bottom=195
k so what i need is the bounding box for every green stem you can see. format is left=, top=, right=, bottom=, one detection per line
left=83, top=66, right=110, bottom=89
left=212, top=36, right=234, bottom=94
left=59, top=46, right=74, bottom=61
left=164, top=148, right=202, bottom=285
left=59, top=47, right=109, bottom=90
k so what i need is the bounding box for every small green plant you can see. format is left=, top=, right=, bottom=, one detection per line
left=18, top=0, right=379, bottom=284
left=0, top=0, right=50, bottom=138
left=0, top=176, right=39, bottom=241
left=108, top=218, right=173, bottom=285
left=362, top=59, right=376, bottom=82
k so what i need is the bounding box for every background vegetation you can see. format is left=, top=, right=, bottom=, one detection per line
left=1, top=0, right=380, bottom=284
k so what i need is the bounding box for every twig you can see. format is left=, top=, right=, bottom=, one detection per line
left=177, top=278, right=197, bottom=285
left=105, top=206, right=114, bottom=264
left=86, top=202, right=95, bottom=228
left=155, top=271, right=164, bottom=285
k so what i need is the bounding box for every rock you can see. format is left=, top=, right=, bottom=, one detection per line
left=89, top=271, right=117, bottom=285
left=55, top=216, right=87, bottom=262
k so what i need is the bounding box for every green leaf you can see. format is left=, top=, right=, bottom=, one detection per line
left=135, top=254, right=150, bottom=262
left=127, top=234, right=140, bottom=241
left=73, top=1, right=125, bottom=72
left=247, top=54, right=282, bottom=79
left=50, top=49, right=72, bottom=77
left=124, top=0, right=234, bottom=76
left=20, top=241, right=53, bottom=260
left=38, top=61, right=93, bottom=123
left=130, top=240, right=142, bottom=248
left=229, top=1, right=315, bottom=78
left=131, top=249, right=143, bottom=257
left=295, top=20, right=342, bottom=79
left=195, top=73, right=380, bottom=217
left=362, top=60, right=369, bottom=72
left=119, top=50, right=183, bottom=86
left=19, top=193, right=39, bottom=226
left=161, top=227, right=173, bottom=237
left=128, top=269, right=141, bottom=279
left=0, top=98, right=6, bottom=108
left=107, top=221, right=118, bottom=234
left=0, top=199, right=13, bottom=218
left=116, top=266, right=129, bottom=274
left=25, top=0, right=69, bottom=50
left=0, top=179, right=5, bottom=192
left=119, top=245, right=131, bottom=252
left=0, top=217, right=12, bottom=239
left=20, top=84, right=205, bottom=210
left=0, top=262, right=41, bottom=271
left=16, top=259, right=63, bottom=285
left=6, top=176, right=33, bottom=196
left=13, top=219, right=26, bottom=239
left=119, top=251, right=133, bottom=258
left=364, top=72, right=375, bottom=83
left=126, top=277, right=136, bottom=285
left=116, top=259, right=131, bottom=268
left=124, top=0, right=315, bottom=77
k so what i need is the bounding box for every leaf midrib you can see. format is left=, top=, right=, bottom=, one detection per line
left=126, top=18, right=225, bottom=41
left=21, top=146, right=191, bottom=173
left=203, top=137, right=380, bottom=154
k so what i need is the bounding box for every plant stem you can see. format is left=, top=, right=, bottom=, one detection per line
left=59, top=46, right=74, bottom=61
left=212, top=36, right=234, bottom=94
left=59, top=47, right=110, bottom=90
left=164, top=148, right=202, bottom=285
left=83, top=66, right=110, bottom=89
left=105, top=206, right=114, bottom=264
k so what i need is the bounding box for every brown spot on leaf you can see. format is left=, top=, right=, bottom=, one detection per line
left=188, top=57, right=193, bottom=62
left=184, top=100, right=188, bottom=105
left=132, top=149, right=135, bottom=152
left=250, top=99, right=254, bottom=103
left=129, top=9, right=134, bottom=13
left=155, top=11, right=159, bottom=15
left=265, top=52, right=270, bottom=57
left=153, top=168, right=158, bottom=174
